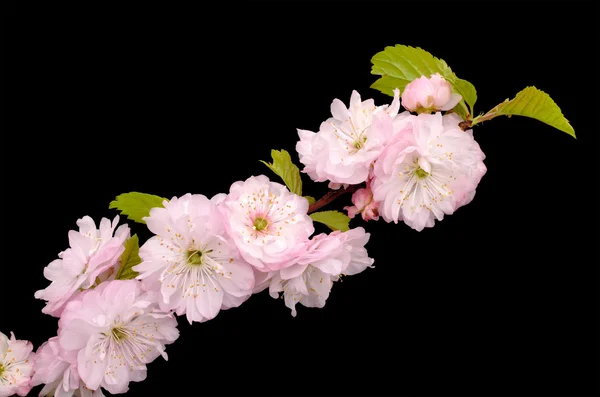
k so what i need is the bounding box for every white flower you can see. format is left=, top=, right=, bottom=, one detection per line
left=372, top=112, right=487, bottom=231
left=0, top=331, right=35, bottom=397
left=296, top=89, right=407, bottom=185
left=58, top=280, right=179, bottom=395
left=31, top=336, right=105, bottom=397
left=219, top=175, right=314, bottom=272
left=269, top=227, right=373, bottom=316
left=134, top=193, right=255, bottom=324
left=35, top=216, right=130, bottom=317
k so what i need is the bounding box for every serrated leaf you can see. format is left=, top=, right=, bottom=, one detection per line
left=115, top=234, right=142, bottom=280
left=304, top=196, right=316, bottom=205
left=370, top=76, right=407, bottom=97
left=309, top=210, right=350, bottom=232
left=260, top=149, right=302, bottom=196
left=478, top=86, right=575, bottom=138
left=371, top=44, right=477, bottom=114
left=109, top=192, right=168, bottom=224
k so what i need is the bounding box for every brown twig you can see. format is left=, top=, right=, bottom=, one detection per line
left=307, top=184, right=360, bottom=214
left=458, top=119, right=473, bottom=131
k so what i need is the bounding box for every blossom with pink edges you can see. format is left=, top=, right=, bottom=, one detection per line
left=35, top=216, right=130, bottom=317
left=219, top=175, right=314, bottom=272
left=296, top=89, right=409, bottom=185
left=31, top=336, right=104, bottom=397
left=372, top=112, right=486, bottom=231
left=57, top=280, right=179, bottom=395
left=134, top=193, right=255, bottom=324
left=0, top=331, right=35, bottom=397
left=268, top=227, right=373, bottom=316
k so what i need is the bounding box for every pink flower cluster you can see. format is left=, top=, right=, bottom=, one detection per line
left=297, top=74, right=487, bottom=231
left=134, top=175, right=374, bottom=321
left=23, top=178, right=374, bottom=396
left=9, top=73, right=486, bottom=397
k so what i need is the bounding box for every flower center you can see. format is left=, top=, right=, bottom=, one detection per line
left=414, top=167, right=429, bottom=179
left=110, top=326, right=128, bottom=342
left=253, top=217, right=268, bottom=231
left=0, top=363, right=4, bottom=378
left=353, top=136, right=367, bottom=150
left=187, top=250, right=204, bottom=266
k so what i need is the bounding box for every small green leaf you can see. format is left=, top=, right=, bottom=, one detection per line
left=309, top=210, right=350, bottom=232
left=115, top=235, right=142, bottom=280
left=370, top=44, right=477, bottom=114
left=109, top=192, right=168, bottom=224
left=304, top=196, right=316, bottom=205
left=476, top=86, right=575, bottom=138
left=260, top=149, right=303, bottom=196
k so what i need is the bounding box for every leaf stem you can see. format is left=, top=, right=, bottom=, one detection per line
left=471, top=109, right=499, bottom=126
left=460, top=100, right=470, bottom=119
left=308, top=185, right=360, bottom=214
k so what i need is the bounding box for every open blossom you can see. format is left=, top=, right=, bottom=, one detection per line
left=134, top=194, right=255, bottom=324
left=372, top=112, right=487, bottom=231
left=344, top=184, right=379, bottom=221
left=269, top=227, right=373, bottom=316
left=35, top=216, right=130, bottom=317
left=296, top=89, right=409, bottom=185
left=31, top=337, right=104, bottom=397
left=0, top=331, right=35, bottom=397
left=401, top=73, right=462, bottom=113
left=219, top=175, right=314, bottom=272
left=57, top=280, right=179, bottom=395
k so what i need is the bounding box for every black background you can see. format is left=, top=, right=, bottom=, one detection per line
left=3, top=2, right=599, bottom=396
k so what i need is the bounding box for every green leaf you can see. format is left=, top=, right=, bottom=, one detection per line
left=304, top=196, right=316, bottom=205
left=309, top=210, right=350, bottom=232
left=260, top=149, right=303, bottom=196
left=476, top=86, right=575, bottom=138
left=452, top=101, right=469, bottom=120
left=453, top=78, right=477, bottom=112
left=370, top=44, right=477, bottom=114
left=115, top=235, right=142, bottom=280
left=109, top=192, right=168, bottom=224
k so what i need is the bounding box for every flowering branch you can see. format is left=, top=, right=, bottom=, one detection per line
left=307, top=185, right=360, bottom=214
left=2, top=44, right=576, bottom=397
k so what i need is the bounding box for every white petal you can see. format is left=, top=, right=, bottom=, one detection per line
left=279, top=263, right=308, bottom=280
left=440, top=93, right=462, bottom=111
left=195, top=281, right=224, bottom=320
left=418, top=156, right=432, bottom=174
left=330, top=98, right=349, bottom=121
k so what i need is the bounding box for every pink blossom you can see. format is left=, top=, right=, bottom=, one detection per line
left=57, top=280, right=179, bottom=395
left=296, top=89, right=410, bottom=185
left=401, top=73, right=462, bottom=113
left=344, top=185, right=379, bottom=221
left=0, top=331, right=35, bottom=397
left=31, top=336, right=104, bottom=397
left=35, top=216, right=130, bottom=317
left=372, top=112, right=486, bottom=231
left=134, top=193, right=255, bottom=324
left=268, top=227, right=373, bottom=316
left=252, top=268, right=275, bottom=294
left=332, top=227, right=374, bottom=276
left=327, top=182, right=349, bottom=190
left=219, top=175, right=314, bottom=272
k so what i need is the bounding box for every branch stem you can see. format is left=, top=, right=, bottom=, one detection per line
left=307, top=185, right=360, bottom=214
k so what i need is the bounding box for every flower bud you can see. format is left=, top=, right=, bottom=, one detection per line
left=401, top=73, right=462, bottom=113
left=344, top=186, right=379, bottom=221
